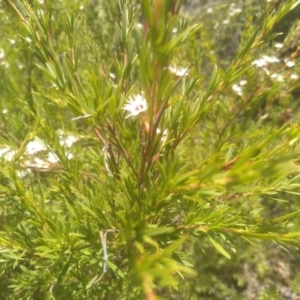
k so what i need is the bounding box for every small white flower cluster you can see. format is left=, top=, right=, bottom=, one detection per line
left=59, top=134, right=78, bottom=148
left=284, top=59, right=295, bottom=68
left=221, top=3, right=242, bottom=25
left=252, top=54, right=295, bottom=69
left=252, top=50, right=298, bottom=83
left=228, top=3, right=242, bottom=16
left=270, top=73, right=284, bottom=82
left=167, top=65, right=189, bottom=77
left=0, top=132, right=79, bottom=177
left=0, top=147, right=15, bottom=161
left=252, top=55, right=280, bottom=67
left=275, top=43, right=283, bottom=49
left=232, top=79, right=247, bottom=96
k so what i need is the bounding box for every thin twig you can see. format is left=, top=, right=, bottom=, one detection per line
left=94, top=229, right=119, bottom=283
left=105, top=123, right=138, bottom=178
left=71, top=114, right=92, bottom=121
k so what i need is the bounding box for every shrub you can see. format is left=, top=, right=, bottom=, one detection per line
left=1, top=0, right=300, bottom=299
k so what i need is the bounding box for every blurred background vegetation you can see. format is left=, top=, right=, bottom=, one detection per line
left=1, top=0, right=300, bottom=299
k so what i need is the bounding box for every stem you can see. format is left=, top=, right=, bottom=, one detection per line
left=105, top=124, right=139, bottom=179
left=93, top=127, right=120, bottom=180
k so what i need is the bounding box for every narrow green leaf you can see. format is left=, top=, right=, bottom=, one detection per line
left=273, top=210, right=300, bottom=223
left=208, top=235, right=231, bottom=259
left=144, top=226, right=175, bottom=237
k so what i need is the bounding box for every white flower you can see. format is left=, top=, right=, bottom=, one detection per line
left=229, top=4, right=242, bottom=16
left=290, top=74, right=299, bottom=80
left=271, top=73, right=284, bottom=82
left=16, top=168, right=31, bottom=178
left=156, top=128, right=169, bottom=144
left=252, top=58, right=267, bottom=67
left=285, top=60, right=295, bottom=68
left=232, top=84, right=242, bottom=96
left=59, top=135, right=78, bottom=147
left=252, top=55, right=279, bottom=67
left=232, top=80, right=247, bottom=96
left=172, top=27, right=178, bottom=34
left=123, top=94, right=148, bottom=119
left=66, top=153, right=74, bottom=160
left=32, top=157, right=50, bottom=168
left=0, top=147, right=15, bottom=161
left=47, top=152, right=59, bottom=163
left=136, top=22, right=143, bottom=29
left=26, top=139, right=46, bottom=154
left=109, top=72, right=116, bottom=79
left=263, top=55, right=279, bottom=63
left=275, top=43, right=283, bottom=48
left=168, top=66, right=189, bottom=77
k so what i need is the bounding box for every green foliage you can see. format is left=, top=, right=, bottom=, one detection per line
left=1, top=0, right=300, bottom=299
